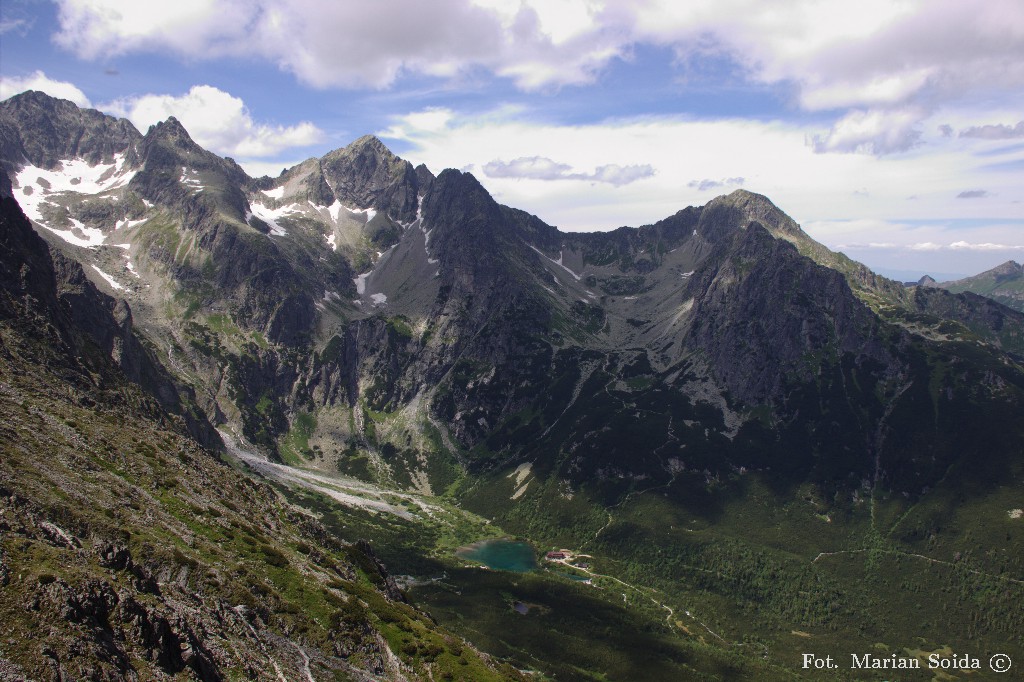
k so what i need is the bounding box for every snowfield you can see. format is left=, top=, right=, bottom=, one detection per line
left=12, top=155, right=137, bottom=249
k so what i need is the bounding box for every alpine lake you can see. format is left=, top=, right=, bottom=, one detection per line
left=455, top=538, right=538, bottom=572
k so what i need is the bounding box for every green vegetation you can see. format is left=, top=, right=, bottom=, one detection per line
left=387, top=315, right=415, bottom=340
left=279, top=411, right=317, bottom=464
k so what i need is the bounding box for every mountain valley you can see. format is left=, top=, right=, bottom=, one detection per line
left=2, top=90, right=1023, bottom=681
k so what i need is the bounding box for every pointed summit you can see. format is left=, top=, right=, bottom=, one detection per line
left=714, top=189, right=804, bottom=237
left=346, top=134, right=392, bottom=155
left=991, top=260, right=1023, bottom=277
left=144, top=116, right=197, bottom=147
left=695, top=189, right=806, bottom=246
left=319, top=136, right=427, bottom=223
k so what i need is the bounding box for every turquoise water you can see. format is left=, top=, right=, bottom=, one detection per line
left=457, top=539, right=537, bottom=572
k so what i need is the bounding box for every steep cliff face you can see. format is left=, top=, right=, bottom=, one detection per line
left=681, top=221, right=889, bottom=406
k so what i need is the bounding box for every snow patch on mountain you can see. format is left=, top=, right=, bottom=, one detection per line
left=304, top=200, right=379, bottom=227
left=179, top=167, right=205, bottom=192
left=91, top=264, right=124, bottom=291
left=354, top=272, right=370, bottom=295
left=12, top=155, right=136, bottom=231
left=528, top=244, right=582, bottom=281
left=250, top=201, right=301, bottom=236
left=116, top=217, right=147, bottom=230
left=328, top=200, right=343, bottom=223
left=41, top=219, right=107, bottom=248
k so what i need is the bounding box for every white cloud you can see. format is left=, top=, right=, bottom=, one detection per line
left=960, top=121, right=1024, bottom=140
left=688, top=177, right=745, bottom=191
left=813, top=218, right=1024, bottom=274
left=483, top=156, right=573, bottom=180
left=482, top=156, right=654, bottom=185
left=52, top=0, right=515, bottom=89
left=950, top=241, right=1024, bottom=251
left=52, top=0, right=1024, bottom=107
left=799, top=70, right=936, bottom=111
left=53, top=0, right=258, bottom=61
left=49, top=0, right=1024, bottom=159
left=839, top=239, right=1024, bottom=252
left=0, top=70, right=92, bottom=107
left=0, top=18, right=32, bottom=35
left=590, top=163, right=656, bottom=186
left=811, top=108, right=924, bottom=155
left=100, top=85, right=323, bottom=158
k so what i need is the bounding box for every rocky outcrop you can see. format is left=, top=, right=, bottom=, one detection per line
left=130, top=117, right=250, bottom=222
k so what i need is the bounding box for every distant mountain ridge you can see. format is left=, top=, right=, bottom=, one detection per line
left=938, top=259, right=1024, bottom=311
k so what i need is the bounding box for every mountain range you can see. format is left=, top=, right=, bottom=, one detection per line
left=933, top=260, right=1024, bottom=312
left=2, top=90, right=1023, bottom=681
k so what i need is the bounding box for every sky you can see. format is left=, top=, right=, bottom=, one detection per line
left=2, top=0, right=1023, bottom=280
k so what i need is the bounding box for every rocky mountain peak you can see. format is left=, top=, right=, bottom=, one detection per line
left=992, top=260, right=1023, bottom=277
left=143, top=116, right=199, bottom=150
left=944, top=259, right=1024, bottom=288
left=414, top=162, right=434, bottom=188
left=917, top=274, right=937, bottom=286
left=0, top=90, right=141, bottom=170
left=710, top=189, right=804, bottom=238
left=422, top=168, right=501, bottom=234
left=346, top=134, right=392, bottom=156
left=319, top=135, right=426, bottom=222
